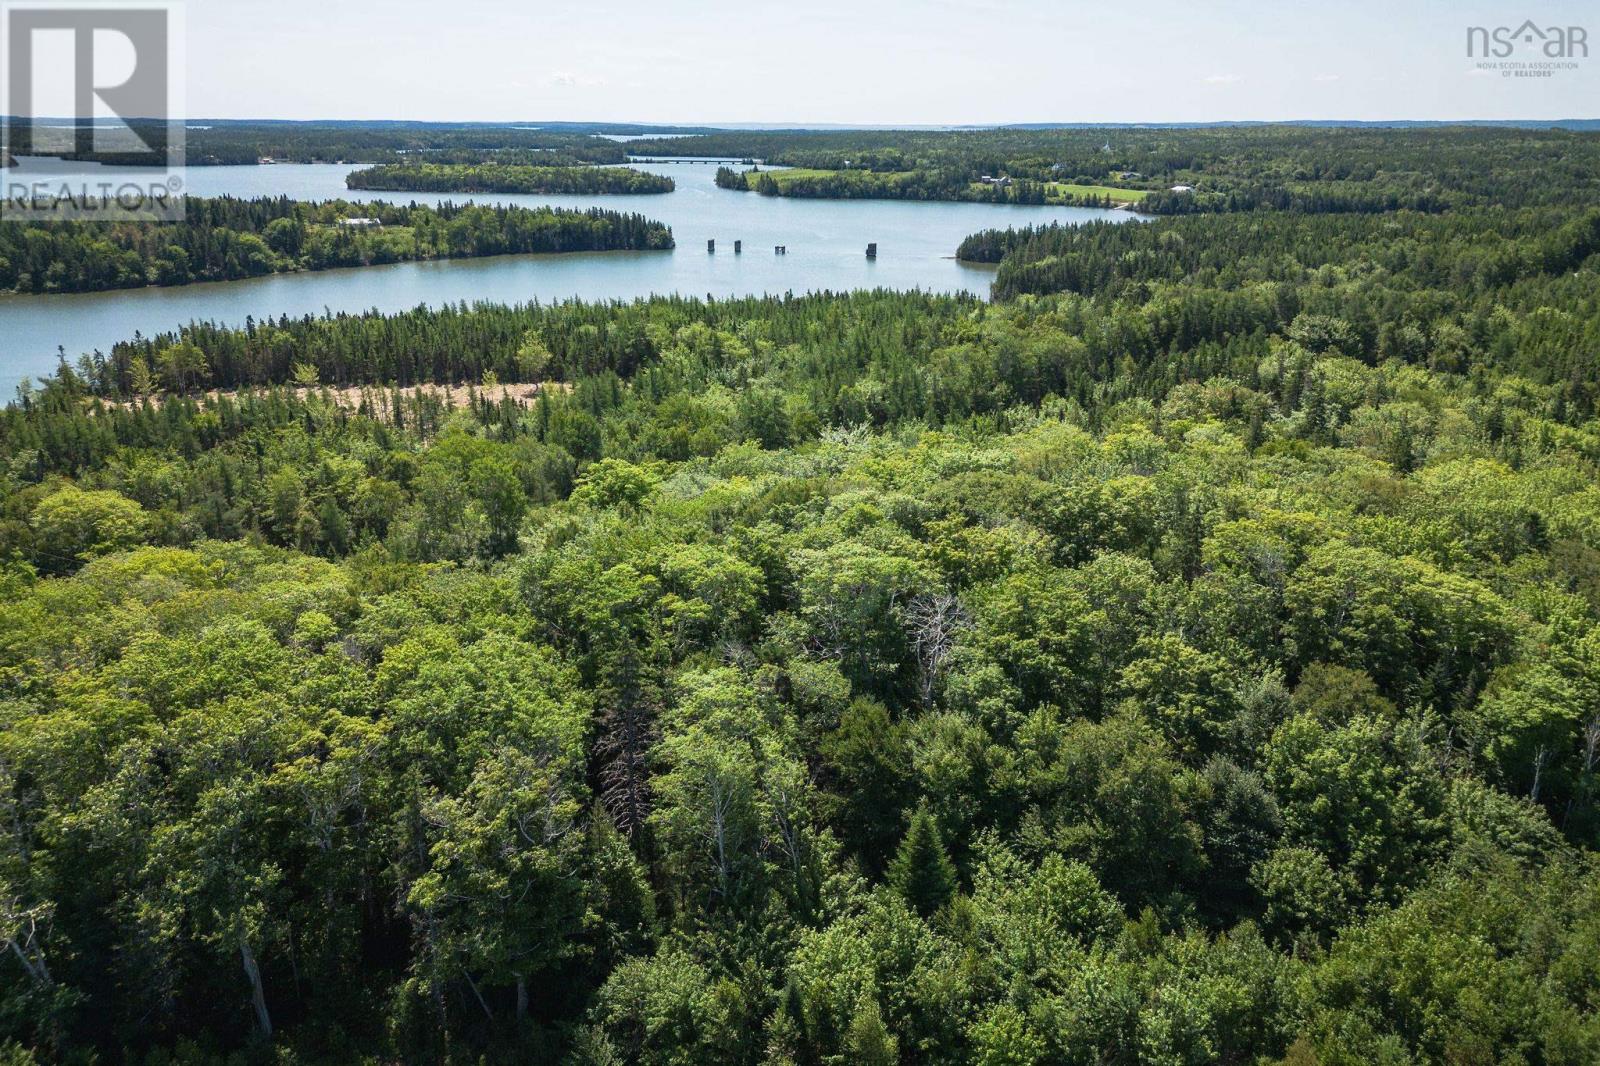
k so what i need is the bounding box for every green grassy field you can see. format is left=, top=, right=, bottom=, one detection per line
left=965, top=180, right=1148, bottom=204
left=1039, top=182, right=1150, bottom=203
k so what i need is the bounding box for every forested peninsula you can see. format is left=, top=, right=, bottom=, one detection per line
left=347, top=163, right=675, bottom=195
left=0, top=196, right=673, bottom=293
left=715, top=165, right=1145, bottom=207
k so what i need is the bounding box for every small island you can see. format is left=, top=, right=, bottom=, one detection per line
left=346, top=162, right=675, bottom=195
left=0, top=196, right=673, bottom=294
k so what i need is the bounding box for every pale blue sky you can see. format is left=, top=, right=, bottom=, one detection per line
left=186, top=0, right=1597, bottom=123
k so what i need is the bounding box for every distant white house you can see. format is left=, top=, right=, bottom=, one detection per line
left=1169, top=184, right=1195, bottom=193
left=338, top=217, right=382, bottom=227
left=979, top=175, right=1012, bottom=187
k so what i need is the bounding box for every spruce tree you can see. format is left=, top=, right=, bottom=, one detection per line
left=888, top=807, right=956, bottom=917
left=843, top=995, right=898, bottom=1066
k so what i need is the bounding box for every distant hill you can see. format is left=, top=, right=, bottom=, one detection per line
left=997, top=119, right=1600, bottom=131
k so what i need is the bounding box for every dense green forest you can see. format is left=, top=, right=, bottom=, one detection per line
left=0, top=197, right=673, bottom=294
left=5, top=127, right=1600, bottom=1065
left=2, top=123, right=669, bottom=167
left=347, top=164, right=675, bottom=195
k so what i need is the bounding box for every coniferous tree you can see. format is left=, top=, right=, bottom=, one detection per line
left=888, top=808, right=956, bottom=917
left=843, top=996, right=897, bottom=1066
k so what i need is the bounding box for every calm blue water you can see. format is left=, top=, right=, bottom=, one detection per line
left=0, top=158, right=1133, bottom=398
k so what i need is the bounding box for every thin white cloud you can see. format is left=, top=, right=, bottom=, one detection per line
left=1202, top=74, right=1243, bottom=84
left=1313, top=73, right=1340, bottom=83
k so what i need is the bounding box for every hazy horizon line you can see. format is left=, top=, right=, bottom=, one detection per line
left=9, top=117, right=1600, bottom=131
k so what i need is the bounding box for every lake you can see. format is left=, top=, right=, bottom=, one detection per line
left=0, top=159, right=1133, bottom=398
